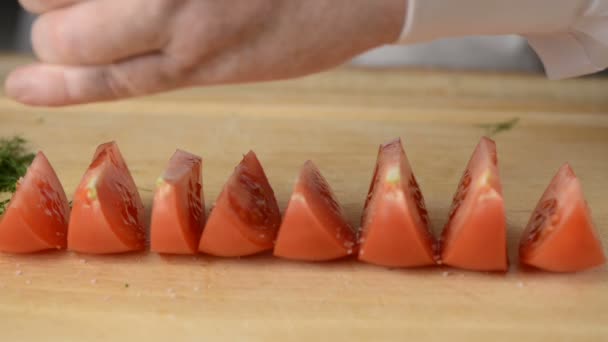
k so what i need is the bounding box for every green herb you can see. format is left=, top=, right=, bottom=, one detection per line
left=125, top=283, right=130, bottom=288
left=476, top=117, right=520, bottom=137
left=0, top=136, right=35, bottom=193
left=0, top=199, right=9, bottom=215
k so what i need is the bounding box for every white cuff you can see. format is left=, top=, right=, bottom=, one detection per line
left=397, top=0, right=608, bottom=79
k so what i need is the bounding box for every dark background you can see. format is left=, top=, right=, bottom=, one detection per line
left=0, top=1, right=22, bottom=50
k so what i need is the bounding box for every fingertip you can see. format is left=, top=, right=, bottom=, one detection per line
left=19, top=0, right=46, bottom=14
left=5, top=64, right=70, bottom=107
left=31, top=12, right=66, bottom=64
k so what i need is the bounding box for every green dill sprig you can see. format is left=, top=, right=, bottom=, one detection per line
left=0, top=136, right=35, bottom=193
left=0, top=198, right=9, bottom=216
left=476, top=117, right=520, bottom=137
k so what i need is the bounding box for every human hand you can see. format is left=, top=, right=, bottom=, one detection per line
left=6, top=0, right=405, bottom=106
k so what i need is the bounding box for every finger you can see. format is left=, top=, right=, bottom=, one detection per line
left=19, top=0, right=87, bottom=14
left=32, top=0, right=174, bottom=65
left=5, top=54, right=187, bottom=106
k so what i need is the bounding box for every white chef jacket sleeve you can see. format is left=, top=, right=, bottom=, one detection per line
left=396, top=0, right=608, bottom=79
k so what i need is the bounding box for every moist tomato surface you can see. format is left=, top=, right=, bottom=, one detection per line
left=439, top=137, right=508, bottom=271
left=150, top=149, right=204, bottom=254
left=199, top=151, right=280, bottom=256
left=0, top=152, right=70, bottom=253
left=274, top=160, right=357, bottom=261
left=358, top=138, right=436, bottom=267
left=68, top=142, right=146, bottom=254
left=519, top=164, right=605, bottom=272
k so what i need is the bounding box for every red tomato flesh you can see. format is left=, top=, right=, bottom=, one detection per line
left=68, top=142, right=146, bottom=254
left=274, top=160, right=357, bottom=261
left=0, top=152, right=70, bottom=253
left=440, top=137, right=508, bottom=271
left=519, top=164, right=605, bottom=272
left=199, top=151, right=280, bottom=257
left=150, top=150, right=204, bottom=254
left=358, top=138, right=436, bottom=267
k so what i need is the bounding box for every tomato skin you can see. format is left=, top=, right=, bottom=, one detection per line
left=274, top=161, right=357, bottom=261
left=439, top=137, right=508, bottom=271
left=199, top=151, right=280, bottom=257
left=68, top=142, right=146, bottom=254
left=150, top=150, right=204, bottom=254
left=0, top=152, right=70, bottom=253
left=519, top=164, right=606, bottom=272
left=358, top=138, right=436, bottom=267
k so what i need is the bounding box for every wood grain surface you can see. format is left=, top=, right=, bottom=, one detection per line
left=0, top=56, right=607, bottom=341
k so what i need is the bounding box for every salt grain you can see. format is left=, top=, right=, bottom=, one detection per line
left=441, top=271, right=451, bottom=277
left=90, top=279, right=97, bottom=285
left=25, top=280, right=31, bottom=285
left=347, top=249, right=353, bottom=255
left=516, top=282, right=524, bottom=288
left=15, top=270, right=22, bottom=276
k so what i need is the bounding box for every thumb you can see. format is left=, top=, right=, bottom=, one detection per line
left=4, top=54, right=187, bottom=106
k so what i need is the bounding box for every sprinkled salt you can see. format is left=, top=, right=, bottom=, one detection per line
left=516, top=282, right=524, bottom=288
left=343, top=241, right=355, bottom=248
left=15, top=270, right=22, bottom=276
left=347, top=249, right=353, bottom=255
left=442, top=271, right=451, bottom=277
left=90, top=279, right=97, bottom=285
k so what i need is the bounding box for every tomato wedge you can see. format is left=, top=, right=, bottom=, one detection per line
left=358, top=138, right=436, bottom=267
left=519, top=164, right=605, bottom=272
left=150, top=150, right=204, bottom=254
left=199, top=151, right=280, bottom=257
left=0, top=152, right=70, bottom=253
left=68, top=142, right=146, bottom=254
left=274, top=160, right=357, bottom=261
left=439, top=137, right=508, bottom=271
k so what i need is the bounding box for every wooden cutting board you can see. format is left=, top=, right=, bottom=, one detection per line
left=1, top=56, right=607, bottom=341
